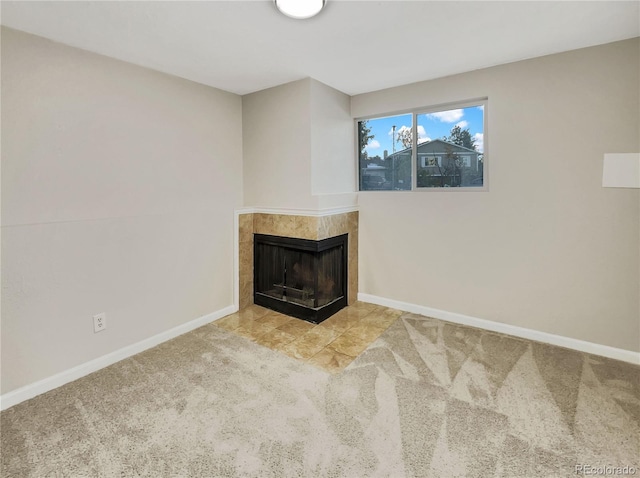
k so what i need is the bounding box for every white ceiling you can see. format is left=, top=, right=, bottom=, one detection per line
left=1, top=1, right=638, bottom=96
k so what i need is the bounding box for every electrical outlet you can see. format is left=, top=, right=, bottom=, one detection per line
left=93, top=313, right=106, bottom=333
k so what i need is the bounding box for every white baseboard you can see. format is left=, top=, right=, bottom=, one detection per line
left=358, top=293, right=640, bottom=365
left=0, top=305, right=237, bottom=411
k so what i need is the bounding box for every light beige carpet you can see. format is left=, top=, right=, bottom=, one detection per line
left=2, top=311, right=639, bottom=477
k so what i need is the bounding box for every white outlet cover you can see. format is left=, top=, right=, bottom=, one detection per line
left=93, top=313, right=107, bottom=333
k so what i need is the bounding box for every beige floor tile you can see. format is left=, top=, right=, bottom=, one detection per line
left=351, top=301, right=380, bottom=312
left=299, top=326, right=341, bottom=349
left=279, top=327, right=339, bottom=360
left=307, top=348, right=354, bottom=373
left=381, top=306, right=403, bottom=317
left=237, top=305, right=271, bottom=321
left=276, top=318, right=315, bottom=337
left=234, top=321, right=274, bottom=341
left=327, top=325, right=383, bottom=357
left=214, top=313, right=254, bottom=332
left=334, top=305, right=376, bottom=322
left=359, top=307, right=403, bottom=329
left=352, top=321, right=387, bottom=338
left=226, top=302, right=395, bottom=365
left=254, top=328, right=297, bottom=349
left=334, top=308, right=368, bottom=326
left=278, top=340, right=322, bottom=360
left=255, top=311, right=293, bottom=328
left=316, top=312, right=354, bottom=334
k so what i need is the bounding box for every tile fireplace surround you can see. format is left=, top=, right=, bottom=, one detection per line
left=238, top=211, right=358, bottom=311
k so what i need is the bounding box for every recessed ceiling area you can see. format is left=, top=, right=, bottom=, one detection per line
left=1, top=1, right=638, bottom=96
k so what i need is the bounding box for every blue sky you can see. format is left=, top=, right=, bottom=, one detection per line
left=363, top=105, right=484, bottom=156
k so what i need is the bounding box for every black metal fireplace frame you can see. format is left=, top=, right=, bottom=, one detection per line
left=253, top=233, right=348, bottom=324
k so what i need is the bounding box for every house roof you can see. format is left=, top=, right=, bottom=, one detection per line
left=387, top=139, right=479, bottom=159
left=418, top=139, right=478, bottom=154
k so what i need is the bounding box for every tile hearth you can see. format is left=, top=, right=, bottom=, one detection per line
left=214, top=301, right=402, bottom=373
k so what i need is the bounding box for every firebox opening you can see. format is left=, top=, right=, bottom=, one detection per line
left=254, top=233, right=348, bottom=324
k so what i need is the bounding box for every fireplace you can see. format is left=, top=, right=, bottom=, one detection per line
left=254, top=233, right=348, bottom=324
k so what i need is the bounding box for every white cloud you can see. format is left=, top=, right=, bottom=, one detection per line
left=365, top=139, right=381, bottom=150
left=387, top=125, right=429, bottom=136
left=387, top=125, right=431, bottom=145
left=477, top=105, right=485, bottom=111
left=417, top=125, right=430, bottom=143
left=426, top=109, right=464, bottom=123
left=474, top=133, right=484, bottom=153
left=389, top=125, right=411, bottom=136
left=455, top=120, right=469, bottom=129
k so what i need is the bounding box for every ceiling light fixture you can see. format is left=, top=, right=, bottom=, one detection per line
left=275, top=0, right=325, bottom=19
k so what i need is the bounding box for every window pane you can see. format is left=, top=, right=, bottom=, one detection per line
left=358, top=113, right=413, bottom=191
left=416, top=105, right=484, bottom=188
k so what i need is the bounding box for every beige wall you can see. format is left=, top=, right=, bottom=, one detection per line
left=352, top=38, right=640, bottom=352
left=242, top=78, right=357, bottom=210
left=1, top=28, right=243, bottom=394
left=310, top=79, right=356, bottom=197
left=242, top=79, right=313, bottom=209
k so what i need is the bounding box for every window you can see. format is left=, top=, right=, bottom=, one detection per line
left=358, top=113, right=413, bottom=191
left=419, top=155, right=440, bottom=168
left=420, top=156, right=441, bottom=168
left=357, top=100, right=486, bottom=190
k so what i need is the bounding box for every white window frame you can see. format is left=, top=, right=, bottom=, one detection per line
left=355, top=98, right=488, bottom=192
left=420, top=155, right=442, bottom=168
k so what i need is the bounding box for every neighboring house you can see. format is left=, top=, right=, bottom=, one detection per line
left=417, top=139, right=481, bottom=187
left=360, top=163, right=389, bottom=190
left=416, top=139, right=479, bottom=171
left=362, top=151, right=412, bottom=190
left=385, top=139, right=482, bottom=188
